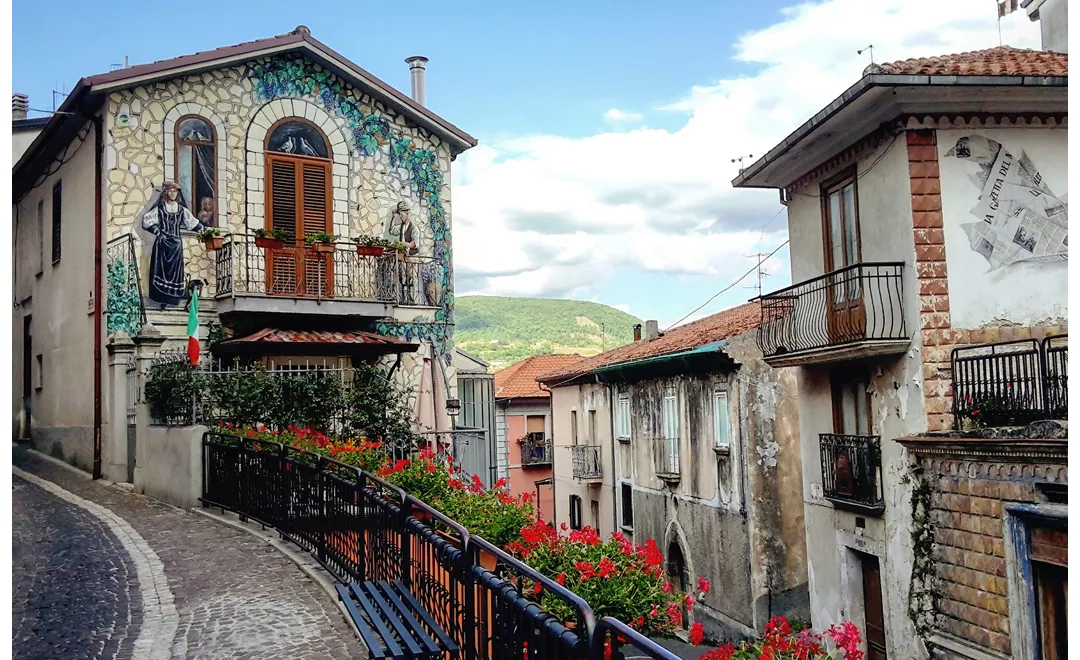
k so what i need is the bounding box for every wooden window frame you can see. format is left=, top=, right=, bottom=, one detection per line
left=569, top=494, right=582, bottom=530
left=819, top=167, right=862, bottom=274
left=616, top=395, right=631, bottom=440
left=620, top=482, right=634, bottom=530
left=830, top=365, right=872, bottom=435
left=51, top=181, right=62, bottom=264
left=174, top=115, right=217, bottom=224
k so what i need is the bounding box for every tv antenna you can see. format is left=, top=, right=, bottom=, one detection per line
left=857, top=44, right=875, bottom=66
left=732, top=154, right=753, bottom=174
left=744, top=252, right=771, bottom=298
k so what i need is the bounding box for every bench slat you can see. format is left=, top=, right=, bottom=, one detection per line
left=391, top=580, right=460, bottom=655
left=335, top=583, right=393, bottom=659
left=377, top=582, right=443, bottom=657
left=349, top=582, right=407, bottom=659
left=363, top=581, right=426, bottom=658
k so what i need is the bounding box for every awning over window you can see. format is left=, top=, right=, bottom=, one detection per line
left=211, top=327, right=419, bottom=357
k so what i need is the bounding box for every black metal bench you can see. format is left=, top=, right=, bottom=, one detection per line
left=336, top=580, right=459, bottom=659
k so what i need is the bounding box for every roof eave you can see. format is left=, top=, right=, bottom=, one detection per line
left=731, top=73, right=1069, bottom=190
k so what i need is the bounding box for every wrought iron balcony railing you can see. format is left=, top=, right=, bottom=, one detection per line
left=571, top=445, right=603, bottom=480
left=756, top=262, right=908, bottom=361
left=652, top=437, right=680, bottom=480
left=214, top=234, right=440, bottom=306
left=952, top=336, right=1068, bottom=428
left=820, top=433, right=884, bottom=514
left=520, top=432, right=552, bottom=467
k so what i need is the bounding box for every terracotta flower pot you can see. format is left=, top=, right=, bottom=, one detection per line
left=312, top=242, right=337, bottom=254
left=356, top=244, right=385, bottom=257
left=254, top=236, right=285, bottom=250
left=394, top=249, right=406, bottom=262
left=203, top=236, right=224, bottom=250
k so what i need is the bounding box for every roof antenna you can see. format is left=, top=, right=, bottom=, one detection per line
left=731, top=154, right=753, bottom=174
left=857, top=44, right=875, bottom=66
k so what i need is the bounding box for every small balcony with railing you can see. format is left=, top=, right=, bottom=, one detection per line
left=213, top=234, right=440, bottom=318
left=519, top=432, right=553, bottom=468
left=756, top=263, right=909, bottom=367
left=652, top=437, right=681, bottom=484
left=571, top=445, right=603, bottom=481
left=819, top=433, right=884, bottom=515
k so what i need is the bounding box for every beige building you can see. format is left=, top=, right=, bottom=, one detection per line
left=538, top=306, right=808, bottom=644
left=733, top=46, right=1067, bottom=659
left=12, top=27, right=476, bottom=478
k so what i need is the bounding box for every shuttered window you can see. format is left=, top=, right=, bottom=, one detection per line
left=661, top=390, right=679, bottom=474
left=714, top=390, right=731, bottom=448
left=616, top=395, right=631, bottom=439
left=265, top=152, right=332, bottom=297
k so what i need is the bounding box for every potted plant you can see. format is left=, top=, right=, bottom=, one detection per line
left=199, top=228, right=224, bottom=251
left=306, top=231, right=338, bottom=254
left=441, top=475, right=533, bottom=571
left=353, top=235, right=388, bottom=257
left=254, top=227, right=289, bottom=250
left=387, top=241, right=409, bottom=262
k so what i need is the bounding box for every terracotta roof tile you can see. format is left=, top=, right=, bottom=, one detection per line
left=494, top=354, right=586, bottom=399
left=876, top=46, right=1067, bottom=77
left=537, top=302, right=761, bottom=385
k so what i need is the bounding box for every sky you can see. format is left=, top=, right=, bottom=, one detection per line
left=14, top=0, right=1041, bottom=327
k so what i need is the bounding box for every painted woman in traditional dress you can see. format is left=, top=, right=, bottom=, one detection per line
left=141, top=181, right=204, bottom=306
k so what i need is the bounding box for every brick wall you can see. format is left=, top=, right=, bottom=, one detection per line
left=905, top=130, right=1067, bottom=431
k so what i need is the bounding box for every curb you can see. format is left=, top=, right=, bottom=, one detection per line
left=24, top=448, right=96, bottom=481
left=192, top=507, right=361, bottom=642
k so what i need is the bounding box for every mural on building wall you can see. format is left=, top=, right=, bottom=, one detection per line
left=943, top=134, right=1068, bottom=270
left=141, top=181, right=205, bottom=307
left=176, top=116, right=217, bottom=227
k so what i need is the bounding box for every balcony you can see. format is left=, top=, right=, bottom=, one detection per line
left=756, top=262, right=909, bottom=367
left=952, top=336, right=1068, bottom=429
left=652, top=437, right=680, bottom=484
left=213, top=234, right=440, bottom=318
left=519, top=432, right=552, bottom=468
left=819, top=433, right=884, bottom=515
left=571, top=445, right=603, bottom=481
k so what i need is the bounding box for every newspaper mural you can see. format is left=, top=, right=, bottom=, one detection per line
left=943, top=135, right=1068, bottom=270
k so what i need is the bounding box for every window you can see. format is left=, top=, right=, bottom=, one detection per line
left=831, top=368, right=871, bottom=436
left=175, top=116, right=217, bottom=225
left=570, top=410, right=578, bottom=446
left=660, top=389, right=679, bottom=474
left=616, top=395, right=631, bottom=439
left=588, top=409, right=597, bottom=443
left=51, top=181, right=61, bottom=263
left=35, top=200, right=44, bottom=275
left=268, top=120, right=329, bottom=158
left=620, top=483, right=634, bottom=529
left=590, top=500, right=600, bottom=529
left=714, top=390, right=731, bottom=449
left=34, top=354, right=43, bottom=391
left=569, top=495, right=582, bottom=530
left=822, top=171, right=860, bottom=272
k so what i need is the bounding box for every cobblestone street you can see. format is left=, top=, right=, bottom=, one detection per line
left=12, top=448, right=367, bottom=659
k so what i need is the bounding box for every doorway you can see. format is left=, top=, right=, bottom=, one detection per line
left=859, top=553, right=887, bottom=660
left=667, top=541, right=690, bottom=630
left=22, top=316, right=31, bottom=440
left=821, top=170, right=866, bottom=343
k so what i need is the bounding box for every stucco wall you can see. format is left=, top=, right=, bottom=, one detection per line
left=12, top=120, right=100, bottom=471
left=501, top=400, right=555, bottom=521
left=134, top=423, right=207, bottom=509
left=936, top=128, right=1068, bottom=329
left=550, top=382, right=615, bottom=536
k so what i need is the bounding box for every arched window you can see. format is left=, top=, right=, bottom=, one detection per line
left=175, top=116, right=217, bottom=226
left=267, top=120, right=329, bottom=158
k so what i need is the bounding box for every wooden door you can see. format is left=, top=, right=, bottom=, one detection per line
left=1031, top=522, right=1067, bottom=660
left=822, top=172, right=866, bottom=343
left=265, top=153, right=333, bottom=297
left=861, top=554, right=887, bottom=660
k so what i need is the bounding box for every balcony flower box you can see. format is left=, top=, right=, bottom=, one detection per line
left=306, top=232, right=339, bottom=254
left=356, top=244, right=385, bottom=257
left=312, top=242, right=337, bottom=254
left=255, top=236, right=285, bottom=250
left=199, top=229, right=223, bottom=251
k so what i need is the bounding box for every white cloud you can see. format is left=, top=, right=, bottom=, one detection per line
left=603, top=108, right=644, bottom=125
left=453, top=0, right=1039, bottom=302
left=612, top=303, right=631, bottom=314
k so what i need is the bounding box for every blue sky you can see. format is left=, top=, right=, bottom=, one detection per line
left=13, top=0, right=1039, bottom=327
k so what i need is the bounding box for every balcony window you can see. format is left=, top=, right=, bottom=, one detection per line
left=657, top=390, right=680, bottom=477
left=714, top=390, right=731, bottom=449
left=819, top=433, right=883, bottom=514
left=616, top=395, right=631, bottom=440
left=620, top=482, right=634, bottom=530
left=571, top=445, right=602, bottom=480
left=176, top=116, right=217, bottom=226
left=519, top=432, right=551, bottom=467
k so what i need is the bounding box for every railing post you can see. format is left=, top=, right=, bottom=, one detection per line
left=317, top=456, right=327, bottom=566
left=400, top=497, right=412, bottom=588
left=357, top=470, right=367, bottom=583
left=461, top=535, right=476, bottom=660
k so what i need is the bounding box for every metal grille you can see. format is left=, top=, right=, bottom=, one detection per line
left=105, top=233, right=147, bottom=335
left=571, top=445, right=602, bottom=480
left=756, top=262, right=907, bottom=358
left=519, top=433, right=552, bottom=467
left=819, top=433, right=883, bottom=513
left=653, top=436, right=680, bottom=478
left=951, top=336, right=1068, bottom=428
left=125, top=355, right=138, bottom=425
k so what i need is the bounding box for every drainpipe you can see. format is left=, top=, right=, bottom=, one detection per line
left=607, top=378, right=618, bottom=534
left=92, top=113, right=104, bottom=480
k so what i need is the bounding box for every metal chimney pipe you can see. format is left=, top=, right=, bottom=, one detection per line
left=12, top=93, right=29, bottom=121
left=405, top=56, right=429, bottom=106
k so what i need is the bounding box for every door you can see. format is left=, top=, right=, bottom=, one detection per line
left=265, top=153, right=333, bottom=297
left=830, top=368, right=873, bottom=499
left=1031, top=521, right=1067, bottom=660
left=861, top=553, right=887, bottom=660
left=822, top=171, right=866, bottom=343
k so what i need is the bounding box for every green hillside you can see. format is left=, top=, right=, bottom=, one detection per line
left=455, top=296, right=643, bottom=371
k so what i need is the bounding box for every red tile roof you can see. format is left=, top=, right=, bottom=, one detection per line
left=876, top=46, right=1067, bottom=77
left=494, top=354, right=586, bottom=399
left=537, top=302, right=761, bottom=385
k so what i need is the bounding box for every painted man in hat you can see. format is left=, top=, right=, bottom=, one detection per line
left=386, top=200, right=420, bottom=256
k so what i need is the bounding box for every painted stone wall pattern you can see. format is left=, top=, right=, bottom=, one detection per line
left=937, top=128, right=1068, bottom=328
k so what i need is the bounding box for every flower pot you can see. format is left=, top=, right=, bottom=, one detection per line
left=356, top=244, right=385, bottom=257
left=255, top=236, right=285, bottom=250
left=203, top=236, right=224, bottom=250
left=394, top=249, right=406, bottom=262
left=313, top=242, right=337, bottom=254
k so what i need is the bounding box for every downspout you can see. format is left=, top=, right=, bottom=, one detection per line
left=607, top=377, right=617, bottom=534
left=92, top=113, right=104, bottom=480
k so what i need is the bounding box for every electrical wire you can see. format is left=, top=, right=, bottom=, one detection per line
left=788, top=132, right=901, bottom=199
left=663, top=238, right=789, bottom=332
left=18, top=121, right=93, bottom=201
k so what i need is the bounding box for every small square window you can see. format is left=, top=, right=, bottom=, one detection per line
left=621, top=483, right=634, bottom=530
left=569, top=495, right=582, bottom=530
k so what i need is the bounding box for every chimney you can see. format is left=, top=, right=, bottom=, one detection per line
left=405, top=56, right=429, bottom=106
left=633, top=324, right=642, bottom=342
left=645, top=320, right=659, bottom=341
left=13, top=93, right=29, bottom=121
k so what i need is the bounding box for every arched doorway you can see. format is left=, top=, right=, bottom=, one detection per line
left=667, top=541, right=690, bottom=630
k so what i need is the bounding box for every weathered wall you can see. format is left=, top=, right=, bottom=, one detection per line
left=12, top=120, right=100, bottom=471
left=936, top=128, right=1067, bottom=330
left=550, top=382, right=615, bottom=536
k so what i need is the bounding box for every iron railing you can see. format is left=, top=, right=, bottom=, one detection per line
left=952, top=336, right=1068, bottom=428
left=756, top=262, right=907, bottom=359
left=105, top=233, right=147, bottom=336
left=819, top=433, right=883, bottom=514
left=571, top=445, right=603, bottom=480
left=520, top=433, right=552, bottom=467
left=214, top=234, right=440, bottom=306
left=652, top=437, right=680, bottom=479
left=200, top=431, right=679, bottom=660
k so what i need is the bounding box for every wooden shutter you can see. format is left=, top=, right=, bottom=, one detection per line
left=268, top=157, right=298, bottom=240
left=265, top=154, right=332, bottom=297
left=300, top=161, right=331, bottom=296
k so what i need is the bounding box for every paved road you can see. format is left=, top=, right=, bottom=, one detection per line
left=12, top=448, right=367, bottom=660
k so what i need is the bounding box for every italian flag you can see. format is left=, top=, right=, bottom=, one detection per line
left=186, top=287, right=200, bottom=366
